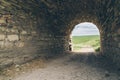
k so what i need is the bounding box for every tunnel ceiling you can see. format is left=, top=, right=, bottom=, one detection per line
left=0, top=0, right=120, bottom=35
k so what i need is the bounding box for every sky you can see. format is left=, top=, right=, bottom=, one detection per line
left=71, top=22, right=100, bottom=36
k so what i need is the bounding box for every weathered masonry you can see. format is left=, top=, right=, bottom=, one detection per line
left=0, top=0, right=120, bottom=66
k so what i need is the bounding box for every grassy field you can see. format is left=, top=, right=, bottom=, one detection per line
left=72, top=35, right=100, bottom=51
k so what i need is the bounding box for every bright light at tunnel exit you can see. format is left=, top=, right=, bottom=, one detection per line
left=71, top=22, right=100, bottom=36
left=69, top=22, right=100, bottom=52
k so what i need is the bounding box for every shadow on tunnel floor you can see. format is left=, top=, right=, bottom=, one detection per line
left=64, top=51, right=120, bottom=75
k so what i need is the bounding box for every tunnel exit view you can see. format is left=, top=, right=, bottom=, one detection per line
left=70, top=22, right=100, bottom=52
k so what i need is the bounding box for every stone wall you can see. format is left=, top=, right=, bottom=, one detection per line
left=37, top=35, right=69, bottom=55
left=0, top=13, right=42, bottom=68
left=0, top=14, right=37, bottom=50
left=100, top=26, right=120, bottom=66
left=36, top=23, right=69, bottom=56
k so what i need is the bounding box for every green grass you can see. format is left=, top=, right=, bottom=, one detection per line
left=72, top=35, right=100, bottom=51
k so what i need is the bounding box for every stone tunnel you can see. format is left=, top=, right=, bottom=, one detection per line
left=0, top=0, right=120, bottom=67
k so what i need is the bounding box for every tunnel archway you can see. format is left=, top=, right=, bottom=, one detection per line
left=65, top=14, right=103, bottom=53
left=70, top=22, right=100, bottom=52
left=0, top=0, right=119, bottom=68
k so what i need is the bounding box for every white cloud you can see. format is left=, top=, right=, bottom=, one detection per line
left=71, top=22, right=100, bottom=36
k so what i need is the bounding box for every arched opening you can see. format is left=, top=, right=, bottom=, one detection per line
left=70, top=22, right=100, bottom=52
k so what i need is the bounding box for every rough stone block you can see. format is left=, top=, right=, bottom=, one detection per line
left=7, top=35, right=19, bottom=41
left=4, top=41, right=14, bottom=48
left=118, top=29, right=120, bottom=34
left=0, top=41, right=4, bottom=48
left=0, top=34, right=5, bottom=40
left=15, top=41, right=24, bottom=47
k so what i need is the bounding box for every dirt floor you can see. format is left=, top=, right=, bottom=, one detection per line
left=73, top=45, right=95, bottom=52
left=1, top=47, right=120, bottom=80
